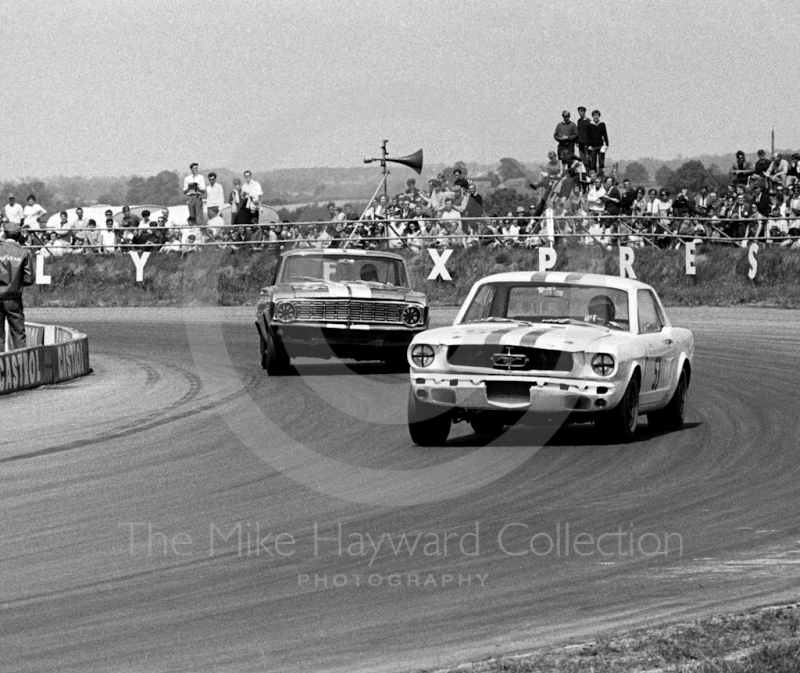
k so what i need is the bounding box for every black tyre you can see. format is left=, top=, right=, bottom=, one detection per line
left=407, top=388, right=451, bottom=446
left=595, top=373, right=640, bottom=443
left=470, top=413, right=506, bottom=437
left=383, top=351, right=410, bottom=373
left=263, top=330, right=291, bottom=375
left=648, top=368, right=688, bottom=432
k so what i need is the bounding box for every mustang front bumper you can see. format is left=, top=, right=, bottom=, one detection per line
left=409, top=371, right=624, bottom=413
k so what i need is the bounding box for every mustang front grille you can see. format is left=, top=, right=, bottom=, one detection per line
left=447, top=345, right=573, bottom=372
left=485, top=381, right=533, bottom=405
left=294, top=300, right=404, bottom=325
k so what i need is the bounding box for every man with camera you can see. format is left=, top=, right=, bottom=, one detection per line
left=183, top=162, right=207, bottom=226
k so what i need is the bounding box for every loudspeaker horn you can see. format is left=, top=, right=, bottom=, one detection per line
left=387, top=148, right=423, bottom=174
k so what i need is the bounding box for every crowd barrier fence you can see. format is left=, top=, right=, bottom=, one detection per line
left=1, top=323, right=91, bottom=396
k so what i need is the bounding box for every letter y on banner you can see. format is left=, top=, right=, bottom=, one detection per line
left=129, top=251, right=151, bottom=282
left=427, top=248, right=453, bottom=281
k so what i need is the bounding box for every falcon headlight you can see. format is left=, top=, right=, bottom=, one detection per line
left=411, top=344, right=435, bottom=368
left=273, top=301, right=297, bottom=323
left=401, top=304, right=423, bottom=327
left=591, top=353, right=615, bottom=376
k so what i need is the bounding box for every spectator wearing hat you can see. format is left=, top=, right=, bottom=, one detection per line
left=587, top=110, right=610, bottom=176
left=183, top=162, right=207, bottom=225
left=4, top=195, right=24, bottom=226
left=553, top=110, right=579, bottom=165
left=576, top=107, right=591, bottom=165
left=0, top=221, right=35, bottom=351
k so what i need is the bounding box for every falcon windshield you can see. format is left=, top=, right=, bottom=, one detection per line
left=279, top=254, right=409, bottom=286
left=461, top=283, right=631, bottom=331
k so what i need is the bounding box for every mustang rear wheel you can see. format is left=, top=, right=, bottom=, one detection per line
left=596, top=373, right=640, bottom=443
left=407, top=388, right=451, bottom=446
left=262, top=330, right=291, bottom=375
left=648, top=367, right=688, bottom=432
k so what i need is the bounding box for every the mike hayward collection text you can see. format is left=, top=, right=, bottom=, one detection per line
left=119, top=521, right=683, bottom=561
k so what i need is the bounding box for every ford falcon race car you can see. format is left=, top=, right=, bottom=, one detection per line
left=407, top=272, right=694, bottom=445
left=256, top=249, right=428, bottom=374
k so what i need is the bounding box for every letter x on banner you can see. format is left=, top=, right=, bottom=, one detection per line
left=427, top=248, right=453, bottom=281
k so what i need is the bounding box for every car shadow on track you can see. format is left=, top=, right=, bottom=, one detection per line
left=446, top=421, right=703, bottom=448
left=287, top=361, right=406, bottom=377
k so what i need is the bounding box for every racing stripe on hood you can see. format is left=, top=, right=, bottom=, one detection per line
left=326, top=282, right=351, bottom=298
left=347, top=283, right=372, bottom=299
left=499, top=326, right=552, bottom=346
left=481, top=326, right=522, bottom=347
left=519, top=329, right=556, bottom=347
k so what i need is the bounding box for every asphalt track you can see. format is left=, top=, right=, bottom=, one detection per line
left=2, top=305, right=800, bottom=673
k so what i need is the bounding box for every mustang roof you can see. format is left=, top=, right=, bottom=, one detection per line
left=476, top=271, right=652, bottom=292
left=279, top=249, right=406, bottom=261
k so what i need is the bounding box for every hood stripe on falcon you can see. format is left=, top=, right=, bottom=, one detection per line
left=347, top=283, right=372, bottom=299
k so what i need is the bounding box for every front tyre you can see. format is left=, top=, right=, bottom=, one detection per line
left=648, top=368, right=688, bottom=432
left=470, top=413, right=506, bottom=437
left=263, top=330, right=291, bottom=375
left=407, top=388, right=451, bottom=446
left=596, top=373, right=640, bottom=443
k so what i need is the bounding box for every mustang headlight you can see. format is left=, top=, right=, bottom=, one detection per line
left=591, top=353, right=615, bottom=376
left=273, top=301, right=297, bottom=323
left=411, top=344, right=435, bottom=368
left=401, top=304, right=423, bottom=327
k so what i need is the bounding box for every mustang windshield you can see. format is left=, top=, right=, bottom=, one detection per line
left=462, top=282, right=631, bottom=331
left=279, top=254, right=408, bottom=286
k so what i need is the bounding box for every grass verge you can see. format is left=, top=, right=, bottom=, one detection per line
left=419, top=602, right=800, bottom=672
left=25, top=244, right=800, bottom=308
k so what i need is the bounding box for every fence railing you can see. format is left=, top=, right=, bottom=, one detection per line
left=19, top=213, right=800, bottom=253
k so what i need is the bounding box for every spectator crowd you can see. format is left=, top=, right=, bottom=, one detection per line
left=3, top=133, right=800, bottom=257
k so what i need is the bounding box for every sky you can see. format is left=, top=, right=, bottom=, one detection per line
left=0, top=0, right=797, bottom=179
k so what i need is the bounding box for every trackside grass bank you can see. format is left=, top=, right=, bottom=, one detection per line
left=420, top=602, right=800, bottom=673
left=25, top=244, right=800, bottom=308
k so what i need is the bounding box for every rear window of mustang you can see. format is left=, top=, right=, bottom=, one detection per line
left=278, top=255, right=408, bottom=286
left=462, top=283, right=631, bottom=330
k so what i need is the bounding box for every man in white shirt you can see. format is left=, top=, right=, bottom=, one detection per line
left=206, top=172, right=225, bottom=212
left=4, top=195, right=24, bottom=225
left=207, top=209, right=225, bottom=239
left=241, top=170, right=263, bottom=224
left=183, top=163, right=207, bottom=226
left=22, top=195, right=47, bottom=231
left=70, top=206, right=89, bottom=247
left=181, top=216, right=205, bottom=246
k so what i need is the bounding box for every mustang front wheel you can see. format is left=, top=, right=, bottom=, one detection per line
left=407, top=388, right=451, bottom=446
left=596, top=373, right=640, bottom=443
left=648, top=367, right=688, bottom=432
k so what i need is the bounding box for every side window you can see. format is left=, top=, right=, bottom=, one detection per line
left=637, top=290, right=664, bottom=334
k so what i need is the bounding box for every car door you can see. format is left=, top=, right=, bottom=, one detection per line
left=637, top=289, right=675, bottom=407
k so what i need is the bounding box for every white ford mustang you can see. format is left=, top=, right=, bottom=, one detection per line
left=407, top=272, right=694, bottom=445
